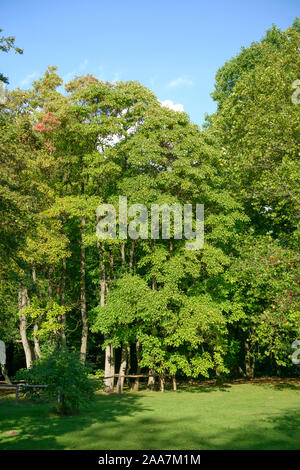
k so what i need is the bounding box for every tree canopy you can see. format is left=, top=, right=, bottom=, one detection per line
left=0, top=20, right=299, bottom=392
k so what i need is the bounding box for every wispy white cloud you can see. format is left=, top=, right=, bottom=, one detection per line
left=161, top=99, right=184, bottom=112
left=112, top=72, right=121, bottom=83
left=79, top=59, right=88, bottom=71
left=167, top=77, right=194, bottom=88
left=63, top=59, right=89, bottom=83
left=96, top=66, right=121, bottom=84
left=19, top=72, right=39, bottom=87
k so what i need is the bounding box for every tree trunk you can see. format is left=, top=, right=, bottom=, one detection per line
left=48, top=266, right=53, bottom=297
left=0, top=364, right=11, bottom=384
left=117, top=344, right=127, bottom=394
left=110, top=345, right=115, bottom=388
left=32, top=265, right=41, bottom=359
left=148, top=270, right=157, bottom=390
left=80, top=216, right=88, bottom=362
left=133, top=341, right=141, bottom=391
left=160, top=375, right=165, bottom=392
left=60, top=257, right=67, bottom=346
left=245, top=340, right=254, bottom=379
left=98, top=242, right=114, bottom=392
left=104, top=344, right=115, bottom=392
left=109, top=252, right=114, bottom=281
left=147, top=369, right=155, bottom=391
left=129, top=240, right=135, bottom=272
left=18, top=287, right=32, bottom=369
left=33, top=322, right=41, bottom=359
left=121, top=244, right=126, bottom=265
left=125, top=345, right=131, bottom=388
left=172, top=376, right=177, bottom=391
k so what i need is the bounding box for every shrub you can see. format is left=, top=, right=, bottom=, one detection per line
left=14, top=348, right=96, bottom=414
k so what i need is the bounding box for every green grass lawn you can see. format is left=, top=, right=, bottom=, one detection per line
left=0, top=381, right=300, bottom=450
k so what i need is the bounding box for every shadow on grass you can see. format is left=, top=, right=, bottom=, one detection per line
left=197, top=408, right=300, bottom=450
left=0, top=392, right=150, bottom=450
left=176, top=381, right=232, bottom=393
left=1, top=388, right=300, bottom=450
left=265, top=382, right=300, bottom=392
left=69, top=407, right=300, bottom=450
left=252, top=379, right=300, bottom=392
left=131, top=381, right=232, bottom=394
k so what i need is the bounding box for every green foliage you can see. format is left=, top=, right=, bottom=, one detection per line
left=0, top=28, right=23, bottom=84
left=1, top=19, right=299, bottom=387
left=14, top=348, right=96, bottom=414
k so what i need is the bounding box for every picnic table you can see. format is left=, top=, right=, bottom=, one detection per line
left=0, top=382, right=48, bottom=404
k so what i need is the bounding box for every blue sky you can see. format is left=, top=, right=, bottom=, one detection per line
left=2, top=0, right=299, bottom=126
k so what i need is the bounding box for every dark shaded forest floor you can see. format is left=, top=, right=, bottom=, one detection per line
left=0, top=380, right=300, bottom=450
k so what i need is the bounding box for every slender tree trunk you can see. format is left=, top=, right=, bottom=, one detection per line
left=160, top=375, right=165, bottom=392
left=80, top=216, right=88, bottom=362
left=48, top=266, right=53, bottom=297
left=133, top=341, right=141, bottom=391
left=99, top=243, right=106, bottom=307
left=121, top=244, right=126, bottom=265
left=32, top=264, right=37, bottom=284
left=117, top=344, right=127, bottom=394
left=32, top=265, right=41, bottom=359
left=129, top=240, right=135, bottom=272
left=148, top=269, right=157, bottom=389
left=110, top=344, right=115, bottom=387
left=125, top=345, right=131, bottom=388
left=106, top=253, right=113, bottom=295
left=104, top=344, right=114, bottom=390
left=98, top=242, right=115, bottom=392
left=47, top=266, right=54, bottom=344
left=172, top=376, right=177, bottom=391
left=33, top=322, right=41, bottom=359
left=18, top=287, right=32, bottom=369
left=147, top=368, right=155, bottom=391
left=245, top=340, right=254, bottom=379
left=109, top=251, right=114, bottom=281
left=60, top=257, right=67, bottom=346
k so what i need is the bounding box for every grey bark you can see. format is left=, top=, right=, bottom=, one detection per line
left=80, top=216, right=88, bottom=362
left=245, top=340, right=254, bottom=379
left=98, top=242, right=114, bottom=392
left=147, top=369, right=155, bottom=391
left=129, top=240, right=135, bottom=272
left=172, top=376, right=177, bottom=391
left=121, top=244, right=126, bottom=265
left=117, top=344, right=127, bottom=394
left=33, top=322, right=41, bottom=359
left=18, top=287, right=32, bottom=369
left=32, top=265, right=41, bottom=359
left=133, top=341, right=141, bottom=391
left=59, top=257, right=67, bottom=346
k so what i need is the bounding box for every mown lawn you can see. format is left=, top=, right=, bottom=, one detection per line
left=0, top=381, right=300, bottom=450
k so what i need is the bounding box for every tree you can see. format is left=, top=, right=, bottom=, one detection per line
left=0, top=28, right=23, bottom=84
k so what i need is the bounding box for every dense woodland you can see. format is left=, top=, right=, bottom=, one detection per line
left=0, top=20, right=299, bottom=393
